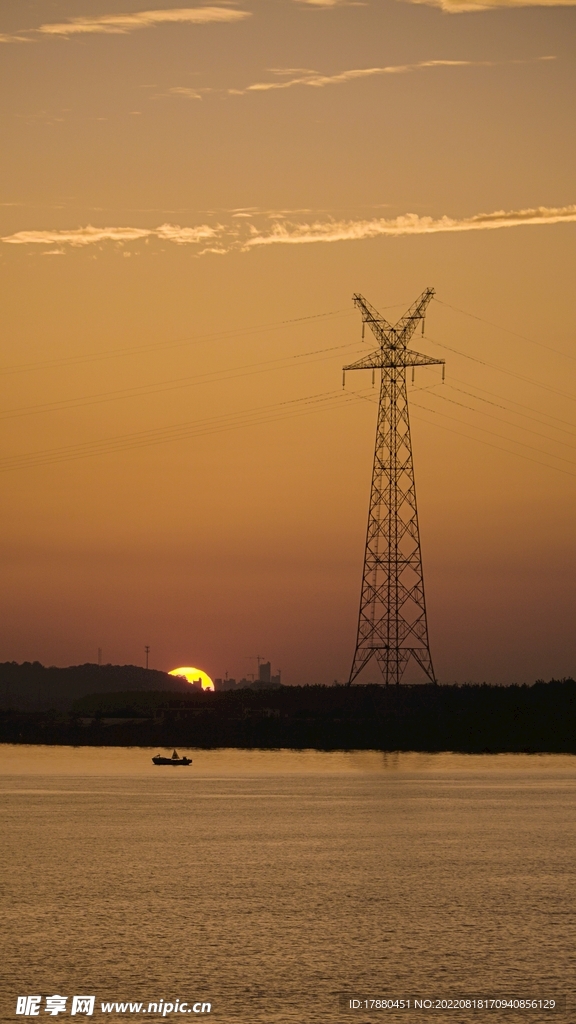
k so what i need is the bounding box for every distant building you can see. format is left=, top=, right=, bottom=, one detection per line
left=214, top=678, right=238, bottom=691
left=214, top=665, right=282, bottom=691
left=258, top=663, right=281, bottom=685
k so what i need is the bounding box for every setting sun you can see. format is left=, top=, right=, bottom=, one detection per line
left=169, top=666, right=214, bottom=691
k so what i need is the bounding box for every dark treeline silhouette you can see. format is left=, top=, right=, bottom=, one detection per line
left=1, top=673, right=576, bottom=752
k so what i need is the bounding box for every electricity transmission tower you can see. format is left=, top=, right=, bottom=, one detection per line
left=344, top=289, right=444, bottom=686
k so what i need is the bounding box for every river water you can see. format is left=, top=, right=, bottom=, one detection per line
left=1, top=746, right=574, bottom=1023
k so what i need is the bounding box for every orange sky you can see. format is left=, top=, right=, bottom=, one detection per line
left=0, top=0, right=575, bottom=684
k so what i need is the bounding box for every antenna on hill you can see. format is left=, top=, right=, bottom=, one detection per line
left=144, top=645, right=150, bottom=670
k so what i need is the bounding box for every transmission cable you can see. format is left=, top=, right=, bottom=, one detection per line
left=444, top=377, right=576, bottom=437
left=0, top=305, right=365, bottom=377
left=410, top=407, right=576, bottom=480
left=413, top=395, right=576, bottom=469
left=426, top=334, right=576, bottom=405
left=0, top=341, right=365, bottom=422
left=0, top=388, right=358, bottom=473
left=433, top=297, right=576, bottom=362
left=427, top=387, right=576, bottom=457
left=348, top=388, right=576, bottom=479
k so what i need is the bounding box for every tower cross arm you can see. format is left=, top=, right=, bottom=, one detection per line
left=344, top=348, right=444, bottom=371
left=394, top=287, right=435, bottom=345
left=352, top=288, right=436, bottom=351
left=403, top=349, right=444, bottom=369
left=344, top=350, right=389, bottom=372
left=352, top=293, right=394, bottom=345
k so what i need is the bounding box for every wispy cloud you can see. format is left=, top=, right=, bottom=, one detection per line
left=228, top=57, right=552, bottom=95
left=39, top=7, right=250, bottom=36
left=295, top=0, right=363, bottom=6
left=39, top=6, right=247, bottom=35
left=0, top=7, right=250, bottom=43
left=3, top=205, right=575, bottom=254
left=168, top=86, right=206, bottom=100
left=0, top=33, right=30, bottom=43
left=244, top=205, right=576, bottom=246
left=407, top=0, right=576, bottom=10
left=2, top=224, right=221, bottom=247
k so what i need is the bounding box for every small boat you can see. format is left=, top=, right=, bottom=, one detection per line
left=152, top=749, right=192, bottom=766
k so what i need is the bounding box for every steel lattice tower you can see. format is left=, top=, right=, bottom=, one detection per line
left=344, top=289, right=444, bottom=686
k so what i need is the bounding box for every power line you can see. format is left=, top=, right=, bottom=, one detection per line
left=426, top=333, right=576, bottom=405
left=445, top=377, right=576, bottom=438
left=5, top=292, right=575, bottom=485
left=0, top=388, right=358, bottom=473
left=433, top=296, right=576, bottom=362
left=0, top=340, right=362, bottom=422
left=0, top=307, right=358, bottom=377
left=410, top=405, right=576, bottom=481
left=413, top=396, right=576, bottom=471
left=6, top=362, right=576, bottom=482
left=348, top=387, right=576, bottom=480
left=428, top=389, right=576, bottom=464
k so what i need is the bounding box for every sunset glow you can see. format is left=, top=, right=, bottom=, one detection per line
left=1, top=0, right=574, bottom=687
left=169, top=667, right=215, bottom=691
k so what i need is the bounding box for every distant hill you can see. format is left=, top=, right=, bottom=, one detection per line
left=0, top=662, right=191, bottom=711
